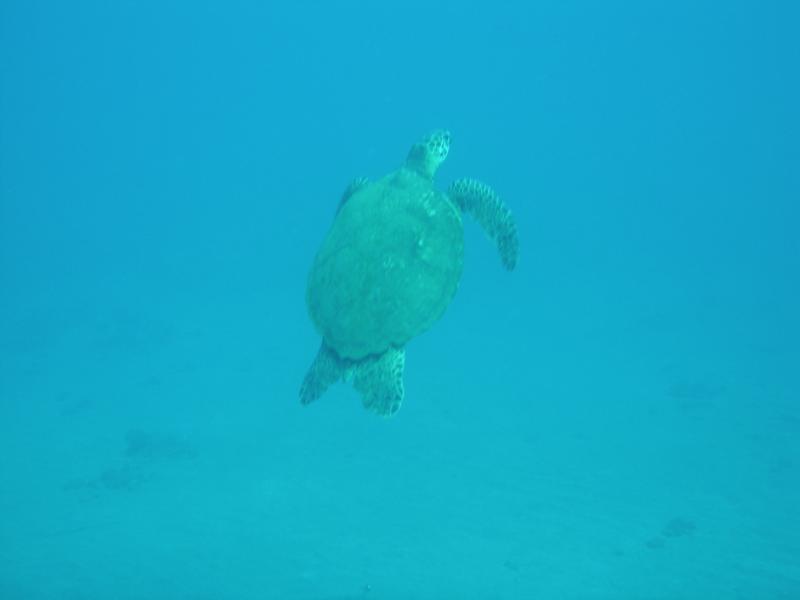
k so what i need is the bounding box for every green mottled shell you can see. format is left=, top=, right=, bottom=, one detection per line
left=307, top=168, right=464, bottom=360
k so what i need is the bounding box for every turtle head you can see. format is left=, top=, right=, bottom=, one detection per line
left=405, top=129, right=451, bottom=179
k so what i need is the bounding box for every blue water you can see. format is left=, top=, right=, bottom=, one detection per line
left=2, top=2, right=798, bottom=598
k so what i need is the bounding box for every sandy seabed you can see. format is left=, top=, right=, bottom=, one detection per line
left=1, top=291, right=798, bottom=600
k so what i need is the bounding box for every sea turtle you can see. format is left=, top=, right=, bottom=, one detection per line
left=300, top=130, right=518, bottom=416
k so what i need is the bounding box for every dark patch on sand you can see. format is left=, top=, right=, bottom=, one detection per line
left=662, top=517, right=697, bottom=538
left=124, top=429, right=196, bottom=461
left=646, top=517, right=697, bottom=550
left=62, top=464, right=150, bottom=494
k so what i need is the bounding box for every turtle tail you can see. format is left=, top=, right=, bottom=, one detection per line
left=448, top=178, right=519, bottom=270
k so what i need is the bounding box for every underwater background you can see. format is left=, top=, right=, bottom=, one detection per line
left=1, top=1, right=798, bottom=598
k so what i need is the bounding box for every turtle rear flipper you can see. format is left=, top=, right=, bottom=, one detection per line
left=300, top=342, right=348, bottom=405
left=351, top=347, right=405, bottom=417
left=448, top=178, right=519, bottom=270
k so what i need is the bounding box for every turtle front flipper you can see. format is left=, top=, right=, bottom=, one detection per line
left=448, top=178, right=519, bottom=270
left=351, top=347, right=405, bottom=417
left=300, top=342, right=349, bottom=405
left=335, top=177, right=370, bottom=215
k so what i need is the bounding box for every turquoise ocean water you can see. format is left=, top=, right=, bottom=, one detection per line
left=1, top=2, right=798, bottom=598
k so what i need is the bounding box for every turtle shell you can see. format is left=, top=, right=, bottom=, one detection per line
left=306, top=168, right=464, bottom=360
